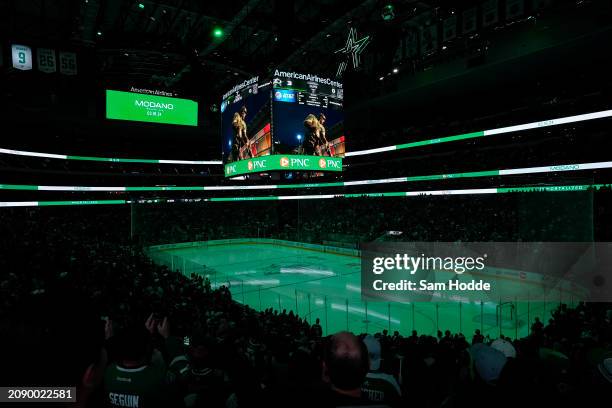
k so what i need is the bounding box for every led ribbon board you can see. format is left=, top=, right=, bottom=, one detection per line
left=2, top=160, right=611, bottom=192
left=0, top=108, right=611, bottom=164
left=106, top=90, right=198, bottom=126
left=0, top=183, right=609, bottom=208
left=0, top=147, right=220, bottom=164
left=346, top=109, right=612, bottom=157
left=224, top=155, right=343, bottom=177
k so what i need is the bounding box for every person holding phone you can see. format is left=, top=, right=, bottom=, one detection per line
left=103, top=315, right=184, bottom=408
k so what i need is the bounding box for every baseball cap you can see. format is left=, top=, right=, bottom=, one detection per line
left=491, top=338, right=517, bottom=358
left=470, top=343, right=507, bottom=384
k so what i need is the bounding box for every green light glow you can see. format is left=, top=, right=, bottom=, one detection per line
left=381, top=4, right=395, bottom=21
left=213, top=27, right=224, bottom=38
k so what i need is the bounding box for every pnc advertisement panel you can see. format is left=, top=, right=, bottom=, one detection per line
left=224, top=155, right=343, bottom=177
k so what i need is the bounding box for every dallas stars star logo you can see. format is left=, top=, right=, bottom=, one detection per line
left=335, top=27, right=370, bottom=77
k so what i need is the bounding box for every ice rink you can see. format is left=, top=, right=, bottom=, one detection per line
left=148, top=240, right=575, bottom=339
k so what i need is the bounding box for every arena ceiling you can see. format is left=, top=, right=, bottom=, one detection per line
left=1, top=0, right=459, bottom=97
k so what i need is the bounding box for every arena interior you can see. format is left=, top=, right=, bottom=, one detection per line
left=1, top=0, right=612, bottom=406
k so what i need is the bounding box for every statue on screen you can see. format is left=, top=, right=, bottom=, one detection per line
left=232, top=106, right=252, bottom=160
left=303, top=113, right=330, bottom=156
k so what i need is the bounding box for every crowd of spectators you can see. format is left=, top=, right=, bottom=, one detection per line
left=0, top=199, right=611, bottom=407
left=134, top=190, right=608, bottom=247
left=1, top=1, right=611, bottom=405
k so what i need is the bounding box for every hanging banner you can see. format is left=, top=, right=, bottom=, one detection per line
left=482, top=0, right=499, bottom=27
left=405, top=30, right=419, bottom=58
left=59, top=51, right=77, bottom=75
left=443, top=15, right=457, bottom=42
left=106, top=89, right=198, bottom=126
left=37, top=48, right=57, bottom=73
left=462, top=8, right=477, bottom=34
left=420, top=24, right=438, bottom=55
left=11, top=44, right=32, bottom=70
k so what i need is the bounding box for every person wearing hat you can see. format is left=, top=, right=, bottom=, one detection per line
left=469, top=343, right=507, bottom=385
left=361, top=335, right=401, bottom=407
left=491, top=338, right=517, bottom=359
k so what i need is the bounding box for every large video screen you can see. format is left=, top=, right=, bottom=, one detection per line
left=106, top=89, right=198, bottom=126
left=221, top=72, right=344, bottom=177
left=271, top=70, right=345, bottom=158
left=221, top=77, right=272, bottom=163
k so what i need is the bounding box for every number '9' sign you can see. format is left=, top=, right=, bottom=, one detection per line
left=11, top=44, right=32, bottom=70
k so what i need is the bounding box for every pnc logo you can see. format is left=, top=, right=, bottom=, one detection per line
left=318, top=158, right=326, bottom=168
left=280, top=157, right=290, bottom=167
left=291, top=158, right=310, bottom=167
left=326, top=159, right=341, bottom=169
left=247, top=161, right=254, bottom=171
left=226, top=164, right=236, bottom=174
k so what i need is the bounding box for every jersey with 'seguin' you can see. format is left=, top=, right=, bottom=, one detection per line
left=104, top=363, right=169, bottom=408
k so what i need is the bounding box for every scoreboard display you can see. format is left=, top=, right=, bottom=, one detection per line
left=222, top=71, right=345, bottom=177
left=271, top=70, right=345, bottom=158
left=273, top=73, right=343, bottom=109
